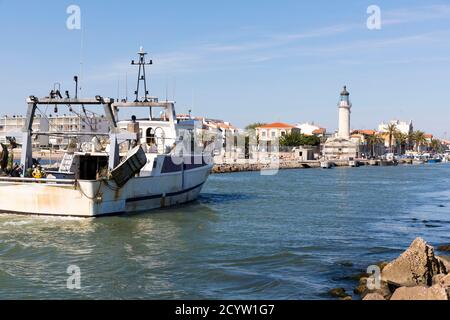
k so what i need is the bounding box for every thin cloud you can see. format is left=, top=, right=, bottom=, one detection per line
left=383, top=4, right=450, bottom=25
left=85, top=3, right=450, bottom=80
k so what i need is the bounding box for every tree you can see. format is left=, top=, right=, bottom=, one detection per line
left=279, top=132, right=320, bottom=147
left=245, top=122, right=266, bottom=131
left=394, top=132, right=408, bottom=155
left=366, top=134, right=384, bottom=157
left=412, top=130, right=426, bottom=151
left=430, top=139, right=443, bottom=153
left=386, top=123, right=398, bottom=153
left=407, top=131, right=416, bottom=151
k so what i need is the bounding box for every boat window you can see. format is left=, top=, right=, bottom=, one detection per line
left=146, top=128, right=155, bottom=145
left=149, top=107, right=170, bottom=122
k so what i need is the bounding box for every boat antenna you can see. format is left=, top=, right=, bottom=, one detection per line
left=165, top=77, right=169, bottom=102
left=116, top=78, right=120, bottom=102
left=131, top=46, right=152, bottom=102
left=125, top=72, right=128, bottom=102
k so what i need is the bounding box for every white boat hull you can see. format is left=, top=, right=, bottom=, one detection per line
left=320, top=161, right=332, bottom=169
left=0, top=165, right=212, bottom=217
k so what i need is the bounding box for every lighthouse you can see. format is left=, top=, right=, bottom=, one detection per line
left=338, top=86, right=351, bottom=139
left=323, top=85, right=359, bottom=160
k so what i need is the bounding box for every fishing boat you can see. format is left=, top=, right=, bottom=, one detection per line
left=412, top=155, right=425, bottom=165
left=320, top=160, right=332, bottom=169
left=0, top=48, right=213, bottom=217
left=348, top=158, right=358, bottom=167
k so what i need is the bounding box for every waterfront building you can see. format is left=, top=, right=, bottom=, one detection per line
left=378, top=120, right=414, bottom=149
left=0, top=115, right=49, bottom=147
left=322, top=86, right=360, bottom=160
left=0, top=114, right=109, bottom=148
left=256, top=122, right=300, bottom=151
left=351, top=130, right=384, bottom=157
left=176, top=114, right=239, bottom=153
left=48, top=114, right=109, bottom=147
left=293, top=146, right=316, bottom=161
left=296, top=122, right=326, bottom=137
left=256, top=122, right=299, bottom=141
left=418, top=133, right=435, bottom=152
left=378, top=120, right=413, bottom=135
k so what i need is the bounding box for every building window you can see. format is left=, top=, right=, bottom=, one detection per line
left=271, top=131, right=276, bottom=137
left=262, top=131, right=266, bottom=137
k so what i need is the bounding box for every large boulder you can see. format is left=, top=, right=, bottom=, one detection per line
left=436, top=256, right=450, bottom=273
left=381, top=238, right=445, bottom=287
left=359, top=275, right=392, bottom=299
left=391, top=285, right=448, bottom=300
left=328, top=287, right=350, bottom=299
left=363, top=293, right=385, bottom=300
left=438, top=274, right=450, bottom=288
left=432, top=274, right=446, bottom=286
left=436, top=274, right=450, bottom=298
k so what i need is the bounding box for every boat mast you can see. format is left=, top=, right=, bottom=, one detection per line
left=131, top=46, right=152, bottom=103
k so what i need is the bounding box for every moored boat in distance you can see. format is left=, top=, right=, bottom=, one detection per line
left=320, top=160, right=332, bottom=169
left=412, top=159, right=425, bottom=165
left=427, top=158, right=442, bottom=164
left=348, top=158, right=359, bottom=167
left=0, top=48, right=213, bottom=217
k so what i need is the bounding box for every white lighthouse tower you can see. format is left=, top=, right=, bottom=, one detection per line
left=338, top=86, right=351, bottom=139
left=323, top=85, right=359, bottom=160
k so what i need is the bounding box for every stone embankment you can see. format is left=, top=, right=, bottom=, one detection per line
left=212, top=160, right=322, bottom=173
left=355, top=238, right=450, bottom=300
left=211, top=159, right=401, bottom=174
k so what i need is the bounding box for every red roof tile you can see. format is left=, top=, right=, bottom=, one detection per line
left=257, top=122, right=295, bottom=129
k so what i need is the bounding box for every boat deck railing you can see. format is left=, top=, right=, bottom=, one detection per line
left=0, top=176, right=76, bottom=185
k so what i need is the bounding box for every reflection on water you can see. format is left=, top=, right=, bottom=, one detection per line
left=1, top=164, right=450, bottom=299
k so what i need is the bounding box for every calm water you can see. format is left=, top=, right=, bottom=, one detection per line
left=1, top=164, right=450, bottom=299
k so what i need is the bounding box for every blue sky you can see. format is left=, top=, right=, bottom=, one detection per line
left=1, top=0, right=450, bottom=136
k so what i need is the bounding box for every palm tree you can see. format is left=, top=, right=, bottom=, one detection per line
left=367, top=134, right=384, bottom=158
left=412, top=130, right=426, bottom=151
left=430, top=139, right=443, bottom=153
left=395, top=132, right=408, bottom=155
left=407, top=131, right=416, bottom=151
left=386, top=123, right=398, bottom=153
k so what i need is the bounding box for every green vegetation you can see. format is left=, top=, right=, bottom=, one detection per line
left=394, top=132, right=408, bottom=154
left=386, top=123, right=398, bottom=153
left=411, top=130, right=426, bottom=151
left=279, top=132, right=320, bottom=147
left=366, top=134, right=384, bottom=157
left=430, top=139, right=444, bottom=153
left=245, top=122, right=266, bottom=131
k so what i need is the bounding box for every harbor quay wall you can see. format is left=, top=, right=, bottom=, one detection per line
left=212, top=159, right=358, bottom=174
left=211, top=158, right=415, bottom=174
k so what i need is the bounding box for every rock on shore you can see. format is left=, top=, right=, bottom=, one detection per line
left=357, top=237, right=450, bottom=300
left=381, top=237, right=446, bottom=287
